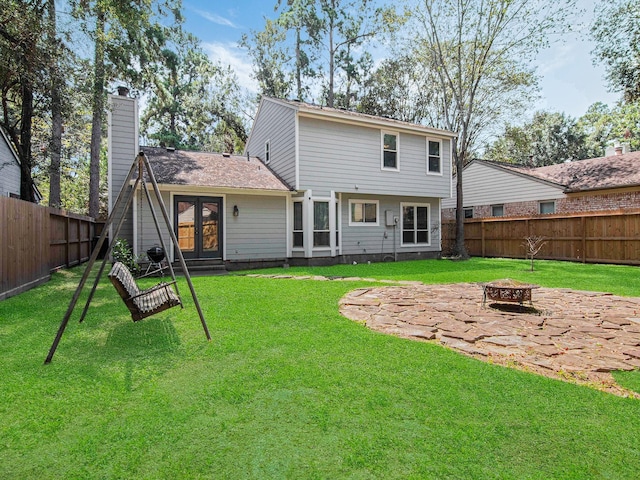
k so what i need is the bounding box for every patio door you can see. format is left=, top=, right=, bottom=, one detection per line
left=174, top=196, right=222, bottom=259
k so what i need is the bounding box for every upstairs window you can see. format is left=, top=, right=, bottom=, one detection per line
left=427, top=139, right=442, bottom=174
left=382, top=132, right=398, bottom=170
left=264, top=140, right=270, bottom=164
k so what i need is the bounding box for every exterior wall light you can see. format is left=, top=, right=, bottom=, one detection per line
left=233, top=205, right=239, bottom=217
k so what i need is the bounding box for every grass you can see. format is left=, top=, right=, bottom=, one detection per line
left=1, top=258, right=639, bottom=479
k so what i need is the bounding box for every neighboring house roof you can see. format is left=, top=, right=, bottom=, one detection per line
left=465, top=152, right=640, bottom=193
left=141, top=146, right=293, bottom=192
left=249, top=97, right=457, bottom=141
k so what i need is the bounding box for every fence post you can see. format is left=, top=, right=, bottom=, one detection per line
left=581, top=216, right=587, bottom=263
left=481, top=220, right=486, bottom=257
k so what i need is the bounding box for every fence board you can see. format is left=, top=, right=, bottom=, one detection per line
left=1, top=197, right=97, bottom=300
left=442, top=210, right=640, bottom=266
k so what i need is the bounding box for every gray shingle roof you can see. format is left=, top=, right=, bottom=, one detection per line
left=474, top=151, right=640, bottom=192
left=140, top=147, right=293, bottom=192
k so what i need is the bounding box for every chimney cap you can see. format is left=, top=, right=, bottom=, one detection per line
left=117, top=86, right=130, bottom=97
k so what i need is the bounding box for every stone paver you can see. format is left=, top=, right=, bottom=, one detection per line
left=339, top=283, right=640, bottom=396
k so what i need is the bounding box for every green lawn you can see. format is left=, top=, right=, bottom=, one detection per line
left=1, top=258, right=640, bottom=479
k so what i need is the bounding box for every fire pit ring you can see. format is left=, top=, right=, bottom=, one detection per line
left=483, top=279, right=539, bottom=306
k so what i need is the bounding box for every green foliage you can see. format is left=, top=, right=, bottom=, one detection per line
left=1, top=260, right=640, bottom=478
left=591, top=0, right=640, bottom=102
left=111, top=238, right=140, bottom=275
left=484, top=111, right=599, bottom=165
left=140, top=30, right=248, bottom=152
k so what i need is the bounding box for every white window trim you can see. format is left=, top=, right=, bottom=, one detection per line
left=539, top=200, right=556, bottom=214
left=264, top=139, right=271, bottom=164
left=381, top=130, right=400, bottom=171
left=348, top=199, right=380, bottom=227
left=400, top=202, right=431, bottom=247
left=426, top=138, right=443, bottom=176
left=491, top=204, right=504, bottom=217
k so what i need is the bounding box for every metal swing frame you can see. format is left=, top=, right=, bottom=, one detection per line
left=45, top=152, right=211, bottom=363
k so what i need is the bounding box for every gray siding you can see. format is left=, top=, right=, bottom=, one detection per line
left=298, top=117, right=452, bottom=198
left=0, top=134, right=20, bottom=197
left=340, top=194, right=441, bottom=256
left=136, top=190, right=288, bottom=261
left=107, top=95, right=138, bottom=243
left=245, top=99, right=297, bottom=188
left=442, top=161, right=565, bottom=209
left=225, top=194, right=287, bottom=260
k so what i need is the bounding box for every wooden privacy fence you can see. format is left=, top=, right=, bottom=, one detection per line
left=442, top=209, right=640, bottom=266
left=1, top=196, right=100, bottom=300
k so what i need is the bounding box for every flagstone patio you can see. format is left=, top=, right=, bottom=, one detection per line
left=339, top=283, right=640, bottom=396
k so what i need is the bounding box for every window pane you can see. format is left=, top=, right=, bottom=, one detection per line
left=403, top=206, right=414, bottom=229
left=540, top=202, right=555, bottom=214
left=314, top=202, right=329, bottom=230
left=293, top=232, right=303, bottom=247
left=402, top=231, right=414, bottom=243
left=417, top=230, right=428, bottom=243
left=314, top=232, right=330, bottom=246
left=464, top=208, right=473, bottom=219
left=364, top=203, right=377, bottom=223
left=428, top=140, right=440, bottom=156
left=351, top=203, right=362, bottom=223
left=383, top=151, right=397, bottom=168
left=384, top=134, right=396, bottom=151
left=293, top=202, right=303, bottom=230
left=417, top=207, right=428, bottom=229
left=492, top=205, right=504, bottom=217
left=428, top=156, right=441, bottom=173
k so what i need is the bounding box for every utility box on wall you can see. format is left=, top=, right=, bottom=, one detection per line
left=385, top=210, right=398, bottom=227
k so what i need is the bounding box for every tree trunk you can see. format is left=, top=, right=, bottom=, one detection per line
left=19, top=79, right=35, bottom=203
left=89, top=8, right=106, bottom=218
left=48, top=0, right=62, bottom=208
left=295, top=26, right=302, bottom=99
left=327, top=4, right=335, bottom=108
left=453, top=142, right=469, bottom=259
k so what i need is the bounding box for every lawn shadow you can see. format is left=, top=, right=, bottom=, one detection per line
left=102, top=316, right=182, bottom=358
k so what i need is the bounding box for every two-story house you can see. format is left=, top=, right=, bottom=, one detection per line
left=108, top=94, right=456, bottom=269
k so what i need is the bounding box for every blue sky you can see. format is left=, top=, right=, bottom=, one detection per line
left=181, top=0, right=620, bottom=121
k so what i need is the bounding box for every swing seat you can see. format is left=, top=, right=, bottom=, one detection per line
left=108, top=262, right=181, bottom=321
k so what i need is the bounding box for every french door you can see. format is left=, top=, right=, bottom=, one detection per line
left=174, top=196, right=222, bottom=259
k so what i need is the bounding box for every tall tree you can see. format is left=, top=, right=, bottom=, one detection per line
left=240, top=18, right=294, bottom=99
left=0, top=0, right=48, bottom=202
left=591, top=0, right=640, bottom=103
left=410, top=0, right=576, bottom=258
left=485, top=111, right=596, bottom=166
left=46, top=0, right=63, bottom=208
left=141, top=32, right=248, bottom=152
left=71, top=0, right=182, bottom=218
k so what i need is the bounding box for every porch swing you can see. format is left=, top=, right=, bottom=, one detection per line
left=45, top=152, right=211, bottom=363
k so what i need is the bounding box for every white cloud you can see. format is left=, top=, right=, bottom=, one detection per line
left=193, top=8, right=239, bottom=28
left=202, top=41, right=258, bottom=93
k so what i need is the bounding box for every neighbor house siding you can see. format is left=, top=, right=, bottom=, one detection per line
left=108, top=95, right=138, bottom=243
left=225, top=194, right=287, bottom=260
left=0, top=132, right=20, bottom=198
left=340, top=193, right=441, bottom=256
left=245, top=99, right=297, bottom=188
left=442, top=161, right=564, bottom=219
left=298, top=117, right=452, bottom=198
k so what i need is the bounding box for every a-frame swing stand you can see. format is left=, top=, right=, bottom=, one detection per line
left=45, top=152, right=211, bottom=363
